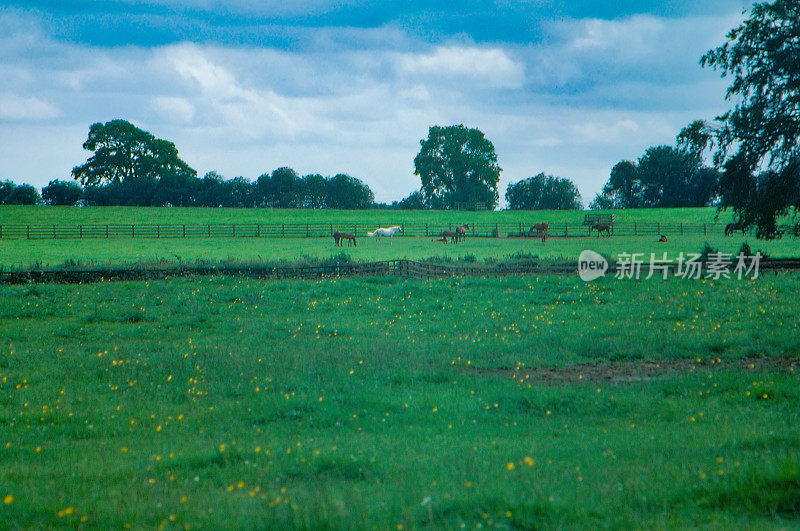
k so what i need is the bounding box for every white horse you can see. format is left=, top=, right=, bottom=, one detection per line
left=367, top=226, right=403, bottom=244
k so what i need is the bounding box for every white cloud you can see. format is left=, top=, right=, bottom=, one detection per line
left=397, top=46, right=525, bottom=88
left=0, top=93, right=59, bottom=120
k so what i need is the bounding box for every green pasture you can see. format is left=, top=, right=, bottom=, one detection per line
left=0, top=205, right=736, bottom=226
left=0, top=205, right=798, bottom=268
left=2, top=274, right=800, bottom=527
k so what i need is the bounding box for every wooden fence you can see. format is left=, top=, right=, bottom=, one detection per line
left=1, top=221, right=789, bottom=240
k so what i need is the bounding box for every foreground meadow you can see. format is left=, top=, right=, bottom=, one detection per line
left=1, top=274, right=799, bottom=527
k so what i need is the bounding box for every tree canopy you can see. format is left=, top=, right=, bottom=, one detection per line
left=72, top=119, right=195, bottom=187
left=590, top=146, right=719, bottom=209
left=506, top=173, right=582, bottom=210
left=681, top=0, right=800, bottom=237
left=414, top=125, right=501, bottom=210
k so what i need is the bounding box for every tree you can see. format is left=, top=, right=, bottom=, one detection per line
left=72, top=119, right=195, bottom=187
left=42, top=179, right=83, bottom=206
left=396, top=190, right=427, bottom=210
left=0, top=180, right=17, bottom=204
left=5, top=183, right=40, bottom=205
left=592, top=147, right=719, bottom=209
left=506, top=173, right=582, bottom=210
left=414, top=124, right=501, bottom=209
left=301, top=174, right=327, bottom=208
left=325, top=174, right=374, bottom=209
left=685, top=0, right=800, bottom=237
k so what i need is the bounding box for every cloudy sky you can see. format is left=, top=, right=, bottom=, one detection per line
left=0, top=0, right=751, bottom=205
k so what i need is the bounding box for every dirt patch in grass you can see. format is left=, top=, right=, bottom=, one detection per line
left=463, top=356, right=799, bottom=385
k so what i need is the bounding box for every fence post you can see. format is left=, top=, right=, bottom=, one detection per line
left=565, top=223, right=568, bottom=237
left=680, top=222, right=683, bottom=236
left=208, top=224, right=211, bottom=238
left=306, top=224, right=309, bottom=237
left=232, top=224, right=236, bottom=238
left=330, top=223, right=333, bottom=235
left=704, top=223, right=707, bottom=236
left=402, top=222, right=405, bottom=235
left=657, top=222, right=661, bottom=235
left=634, top=222, right=637, bottom=236
left=1, top=225, right=3, bottom=239
left=157, top=225, right=160, bottom=238
left=53, top=225, right=56, bottom=239
left=256, top=224, right=260, bottom=238
left=79, top=225, right=83, bottom=239
left=131, top=225, right=135, bottom=238
left=282, top=224, right=285, bottom=237
left=106, top=225, right=109, bottom=238
left=183, top=225, right=186, bottom=238
left=425, top=223, right=429, bottom=237
left=27, top=225, right=30, bottom=239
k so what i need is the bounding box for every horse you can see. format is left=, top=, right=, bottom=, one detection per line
left=455, top=224, right=470, bottom=243
left=658, top=235, right=668, bottom=243
left=440, top=230, right=457, bottom=243
left=590, top=223, right=612, bottom=237
left=332, top=230, right=342, bottom=246
left=724, top=221, right=746, bottom=236
left=367, top=226, right=403, bottom=244
left=529, top=222, right=549, bottom=243
left=339, top=232, right=356, bottom=246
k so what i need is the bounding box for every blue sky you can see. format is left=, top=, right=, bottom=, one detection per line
left=0, top=0, right=751, bottom=204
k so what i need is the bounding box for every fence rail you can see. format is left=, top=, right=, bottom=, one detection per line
left=1, top=221, right=792, bottom=240
left=3, top=258, right=799, bottom=284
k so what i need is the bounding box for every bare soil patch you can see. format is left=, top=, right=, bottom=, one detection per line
left=464, top=356, right=799, bottom=385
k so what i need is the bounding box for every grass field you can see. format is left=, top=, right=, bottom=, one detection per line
left=0, top=206, right=798, bottom=268
left=2, top=274, right=800, bottom=527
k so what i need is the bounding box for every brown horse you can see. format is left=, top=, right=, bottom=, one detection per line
left=529, top=222, right=549, bottom=243
left=333, top=230, right=342, bottom=246
left=658, top=235, right=668, bottom=243
left=590, top=223, right=612, bottom=237
left=455, top=223, right=470, bottom=243
left=724, top=221, right=746, bottom=236
left=339, top=232, right=356, bottom=246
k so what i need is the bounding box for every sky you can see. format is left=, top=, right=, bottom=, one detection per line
left=0, top=0, right=752, bottom=205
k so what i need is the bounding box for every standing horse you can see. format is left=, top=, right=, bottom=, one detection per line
left=438, top=230, right=457, bottom=243
left=590, top=223, right=612, bottom=237
left=367, top=226, right=403, bottom=244
left=455, top=224, right=470, bottom=243
left=339, top=232, right=357, bottom=246
left=529, top=222, right=549, bottom=243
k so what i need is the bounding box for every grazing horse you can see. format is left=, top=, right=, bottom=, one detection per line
left=590, top=223, right=612, bottom=237
left=725, top=221, right=746, bottom=236
left=339, top=232, right=357, bottom=246
left=658, top=235, right=668, bottom=243
left=529, top=222, right=549, bottom=243
left=455, top=224, right=470, bottom=243
left=333, top=230, right=342, bottom=246
left=367, top=225, right=403, bottom=244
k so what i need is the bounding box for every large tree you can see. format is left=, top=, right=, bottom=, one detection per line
left=590, top=147, right=719, bottom=209
left=42, top=179, right=83, bottom=206
left=72, top=119, right=195, bottom=186
left=414, top=125, right=501, bottom=210
left=681, top=0, right=800, bottom=237
left=506, top=173, right=582, bottom=210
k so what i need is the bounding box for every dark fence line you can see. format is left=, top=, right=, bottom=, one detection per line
left=0, top=221, right=787, bottom=240
left=3, top=258, right=799, bottom=284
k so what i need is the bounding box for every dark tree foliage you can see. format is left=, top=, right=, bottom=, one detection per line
left=414, top=124, right=501, bottom=210
left=2, top=182, right=40, bottom=205
left=397, top=190, right=427, bottom=210
left=0, top=180, right=18, bottom=204
left=590, top=147, right=719, bottom=209
left=325, top=174, right=374, bottom=209
left=682, top=0, right=800, bottom=237
left=42, top=179, right=84, bottom=206
left=505, top=173, right=582, bottom=210
left=301, top=174, right=327, bottom=209
left=72, top=119, right=195, bottom=186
